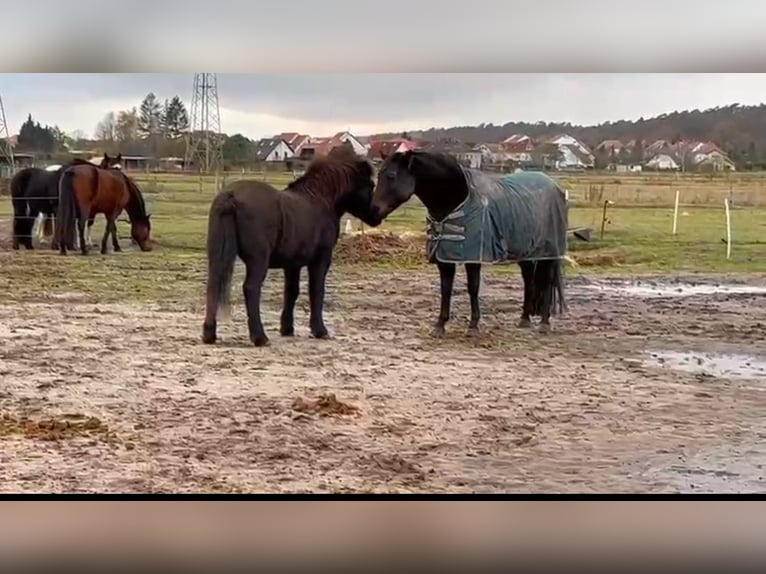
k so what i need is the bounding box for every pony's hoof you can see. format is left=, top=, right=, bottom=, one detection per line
left=251, top=335, right=270, bottom=347
left=311, top=328, right=330, bottom=340
left=100, top=249, right=108, bottom=255
left=538, top=323, right=551, bottom=334
left=431, top=325, right=446, bottom=338
left=202, top=324, right=217, bottom=344
left=517, top=318, right=532, bottom=329
left=114, top=246, right=122, bottom=252
left=280, top=326, right=295, bottom=337
left=467, top=327, right=480, bottom=338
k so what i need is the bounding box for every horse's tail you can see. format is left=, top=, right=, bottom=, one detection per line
left=205, top=190, right=240, bottom=319
left=551, top=257, right=567, bottom=315
left=56, top=168, right=78, bottom=250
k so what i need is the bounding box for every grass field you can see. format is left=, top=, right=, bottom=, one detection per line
left=1, top=170, right=764, bottom=299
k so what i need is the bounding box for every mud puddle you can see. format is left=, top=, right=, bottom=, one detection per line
left=646, top=350, right=766, bottom=381
left=581, top=280, right=766, bottom=298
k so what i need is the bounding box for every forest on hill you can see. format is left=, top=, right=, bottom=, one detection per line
left=370, top=103, right=766, bottom=165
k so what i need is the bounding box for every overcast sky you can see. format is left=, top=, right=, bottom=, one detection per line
left=2, top=73, right=766, bottom=139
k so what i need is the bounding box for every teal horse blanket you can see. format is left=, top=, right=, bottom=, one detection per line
left=425, top=169, right=568, bottom=264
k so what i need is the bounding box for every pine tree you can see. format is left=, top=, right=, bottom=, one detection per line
left=138, top=92, right=162, bottom=139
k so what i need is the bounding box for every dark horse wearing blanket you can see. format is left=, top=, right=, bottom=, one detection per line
left=372, top=150, right=569, bottom=336
left=202, top=147, right=382, bottom=347
left=10, top=154, right=123, bottom=250
left=56, top=157, right=152, bottom=255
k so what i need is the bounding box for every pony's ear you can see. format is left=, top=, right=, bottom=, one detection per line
left=116, top=153, right=122, bottom=161
left=103, top=153, right=109, bottom=159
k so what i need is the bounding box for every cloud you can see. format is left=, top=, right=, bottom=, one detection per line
left=2, top=73, right=766, bottom=139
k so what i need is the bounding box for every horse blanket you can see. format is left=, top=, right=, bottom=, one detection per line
left=426, top=168, right=568, bottom=264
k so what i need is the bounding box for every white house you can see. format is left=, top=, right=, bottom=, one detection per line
left=548, top=134, right=595, bottom=168
left=645, top=153, right=679, bottom=171
left=255, top=138, right=294, bottom=162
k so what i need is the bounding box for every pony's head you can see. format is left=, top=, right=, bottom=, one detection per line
left=289, top=146, right=382, bottom=227
left=130, top=214, right=152, bottom=251
left=372, top=149, right=463, bottom=220
left=101, top=153, right=123, bottom=170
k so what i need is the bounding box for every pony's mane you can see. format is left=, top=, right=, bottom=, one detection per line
left=286, top=150, right=370, bottom=207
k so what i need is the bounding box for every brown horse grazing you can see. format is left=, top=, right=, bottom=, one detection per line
left=56, top=159, right=152, bottom=255
left=202, top=146, right=382, bottom=347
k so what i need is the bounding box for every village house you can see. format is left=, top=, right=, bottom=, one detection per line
left=546, top=134, right=595, bottom=169
left=275, top=132, right=310, bottom=156
left=501, top=134, right=535, bottom=163
left=645, top=153, right=679, bottom=171
left=367, top=137, right=418, bottom=160
left=297, top=131, right=367, bottom=160
left=254, top=137, right=294, bottom=162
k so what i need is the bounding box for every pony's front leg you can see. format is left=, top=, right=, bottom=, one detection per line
left=518, top=261, right=534, bottom=328
left=280, top=266, right=301, bottom=337
left=432, top=261, right=456, bottom=338
left=308, top=253, right=332, bottom=339
left=465, top=263, right=482, bottom=337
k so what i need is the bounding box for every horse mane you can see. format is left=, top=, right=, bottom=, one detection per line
left=389, top=149, right=465, bottom=179
left=286, top=147, right=371, bottom=207
left=116, top=171, right=149, bottom=220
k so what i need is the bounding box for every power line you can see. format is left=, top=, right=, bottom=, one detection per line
left=0, top=92, right=15, bottom=176
left=184, top=73, right=223, bottom=175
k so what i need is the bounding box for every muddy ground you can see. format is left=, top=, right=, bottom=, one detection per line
left=1, top=265, right=765, bottom=493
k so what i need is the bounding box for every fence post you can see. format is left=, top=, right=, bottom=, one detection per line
left=672, top=189, right=680, bottom=235
left=724, top=197, right=732, bottom=260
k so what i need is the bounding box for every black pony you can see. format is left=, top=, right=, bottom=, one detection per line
left=202, top=146, right=382, bottom=347
left=10, top=154, right=121, bottom=250
left=372, top=149, right=569, bottom=336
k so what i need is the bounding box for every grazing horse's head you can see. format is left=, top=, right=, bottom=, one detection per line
left=131, top=214, right=152, bottom=251
left=100, top=153, right=123, bottom=170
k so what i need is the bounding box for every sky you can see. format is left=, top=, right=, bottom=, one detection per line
left=2, top=73, right=766, bottom=140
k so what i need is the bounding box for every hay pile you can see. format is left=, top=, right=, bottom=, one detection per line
left=334, top=231, right=426, bottom=266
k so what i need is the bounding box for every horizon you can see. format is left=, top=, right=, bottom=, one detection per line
left=3, top=73, right=766, bottom=141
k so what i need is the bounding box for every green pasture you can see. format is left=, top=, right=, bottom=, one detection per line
left=0, top=171, right=764, bottom=304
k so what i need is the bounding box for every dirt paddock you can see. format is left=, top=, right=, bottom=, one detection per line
left=1, top=266, right=765, bottom=493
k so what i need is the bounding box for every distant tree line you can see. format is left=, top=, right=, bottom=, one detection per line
left=371, top=103, right=766, bottom=169
left=94, top=92, right=191, bottom=157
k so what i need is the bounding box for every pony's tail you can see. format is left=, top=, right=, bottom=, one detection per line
left=205, top=191, right=239, bottom=320
left=56, top=169, right=77, bottom=252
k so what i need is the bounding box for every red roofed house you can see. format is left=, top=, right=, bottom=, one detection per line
left=501, top=134, right=535, bottom=163
left=275, top=132, right=310, bottom=157
left=297, top=131, right=367, bottom=160
left=367, top=138, right=418, bottom=160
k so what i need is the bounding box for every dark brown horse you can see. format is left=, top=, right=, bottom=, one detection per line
left=56, top=156, right=152, bottom=255
left=9, top=155, right=119, bottom=250
left=202, top=146, right=382, bottom=347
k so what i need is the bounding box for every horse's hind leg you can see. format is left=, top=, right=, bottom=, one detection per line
left=518, top=261, right=534, bottom=328
left=465, top=263, right=482, bottom=337
left=280, top=266, right=301, bottom=337
left=432, top=261, right=456, bottom=338
left=242, top=257, right=270, bottom=347
left=77, top=210, right=90, bottom=255
left=536, top=260, right=555, bottom=333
